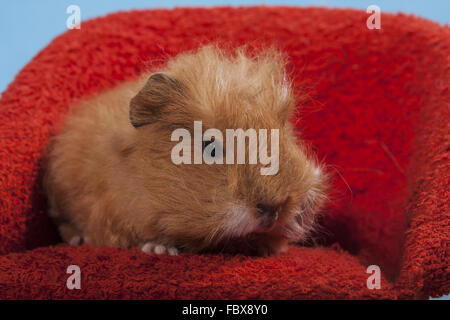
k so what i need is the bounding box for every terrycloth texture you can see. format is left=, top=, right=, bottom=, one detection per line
left=0, top=7, right=448, bottom=299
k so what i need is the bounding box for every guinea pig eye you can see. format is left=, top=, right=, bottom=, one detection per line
left=202, top=138, right=216, bottom=157
left=202, top=137, right=225, bottom=161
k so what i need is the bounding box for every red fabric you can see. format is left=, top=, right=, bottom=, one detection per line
left=0, top=7, right=448, bottom=299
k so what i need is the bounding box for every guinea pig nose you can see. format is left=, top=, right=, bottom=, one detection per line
left=256, top=203, right=280, bottom=218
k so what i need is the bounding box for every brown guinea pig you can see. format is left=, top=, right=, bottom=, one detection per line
left=44, top=45, right=328, bottom=256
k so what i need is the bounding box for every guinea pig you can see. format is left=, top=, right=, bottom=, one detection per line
left=44, top=45, right=328, bottom=256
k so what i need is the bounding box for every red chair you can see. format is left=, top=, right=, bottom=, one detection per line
left=0, top=7, right=448, bottom=299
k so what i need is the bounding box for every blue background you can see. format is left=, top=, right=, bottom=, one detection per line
left=0, top=1, right=448, bottom=299
left=1, top=0, right=449, bottom=94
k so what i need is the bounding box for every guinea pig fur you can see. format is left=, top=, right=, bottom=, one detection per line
left=44, top=45, right=328, bottom=256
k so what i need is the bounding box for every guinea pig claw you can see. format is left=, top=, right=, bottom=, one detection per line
left=68, top=236, right=82, bottom=246
left=141, top=242, right=179, bottom=256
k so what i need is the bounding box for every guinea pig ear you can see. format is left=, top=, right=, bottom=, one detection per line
left=129, top=72, right=185, bottom=128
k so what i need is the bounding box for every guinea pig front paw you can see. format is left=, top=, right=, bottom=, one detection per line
left=140, top=242, right=179, bottom=256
